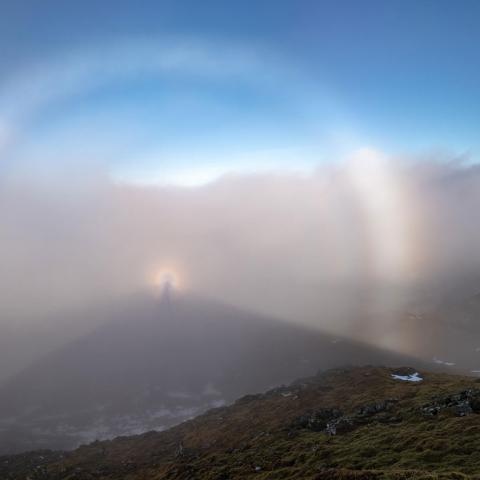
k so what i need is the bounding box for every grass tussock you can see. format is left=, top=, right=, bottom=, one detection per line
left=3, top=366, right=480, bottom=479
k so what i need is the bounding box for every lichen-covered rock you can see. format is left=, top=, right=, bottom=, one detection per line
left=293, top=398, right=400, bottom=436
left=326, top=416, right=356, bottom=435
left=421, top=389, right=480, bottom=417
left=356, top=398, right=398, bottom=416
left=293, top=408, right=343, bottom=431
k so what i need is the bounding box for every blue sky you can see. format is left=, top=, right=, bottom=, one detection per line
left=1, top=0, right=480, bottom=184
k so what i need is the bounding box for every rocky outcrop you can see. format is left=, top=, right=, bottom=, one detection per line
left=293, top=408, right=343, bottom=431
left=293, top=398, right=400, bottom=436
left=421, top=389, right=480, bottom=417
left=356, top=398, right=398, bottom=417
left=325, top=416, right=356, bottom=435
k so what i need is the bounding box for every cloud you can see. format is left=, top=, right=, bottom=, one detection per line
left=1, top=152, right=479, bottom=334
left=113, top=147, right=318, bottom=188
left=0, top=36, right=352, bottom=185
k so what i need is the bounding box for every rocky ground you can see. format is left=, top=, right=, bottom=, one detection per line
left=3, top=366, right=480, bottom=479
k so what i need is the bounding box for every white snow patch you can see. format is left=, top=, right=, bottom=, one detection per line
left=391, top=372, right=423, bottom=382
left=433, top=357, right=456, bottom=366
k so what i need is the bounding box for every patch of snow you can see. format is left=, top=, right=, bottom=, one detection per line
left=209, top=399, right=226, bottom=408
left=433, top=357, right=456, bottom=366
left=391, top=372, right=423, bottom=382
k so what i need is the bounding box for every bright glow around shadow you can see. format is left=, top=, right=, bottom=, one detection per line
left=151, top=269, right=182, bottom=291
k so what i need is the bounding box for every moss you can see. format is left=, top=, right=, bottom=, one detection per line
left=4, top=366, right=480, bottom=479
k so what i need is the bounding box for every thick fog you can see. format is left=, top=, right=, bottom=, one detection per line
left=1, top=150, right=480, bottom=381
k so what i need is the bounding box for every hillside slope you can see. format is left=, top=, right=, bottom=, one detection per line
left=3, top=366, right=480, bottom=479
left=0, top=293, right=431, bottom=454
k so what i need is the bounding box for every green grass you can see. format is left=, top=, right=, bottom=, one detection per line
left=4, top=366, right=480, bottom=479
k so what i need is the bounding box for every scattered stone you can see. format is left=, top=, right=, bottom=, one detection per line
left=326, top=416, right=356, bottom=435
left=421, top=389, right=480, bottom=417
left=356, top=399, right=398, bottom=417
left=293, top=408, right=343, bottom=431
left=175, top=442, right=184, bottom=457
left=293, top=398, right=401, bottom=436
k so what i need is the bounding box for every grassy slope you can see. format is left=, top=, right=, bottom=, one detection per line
left=3, top=366, right=480, bottom=479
